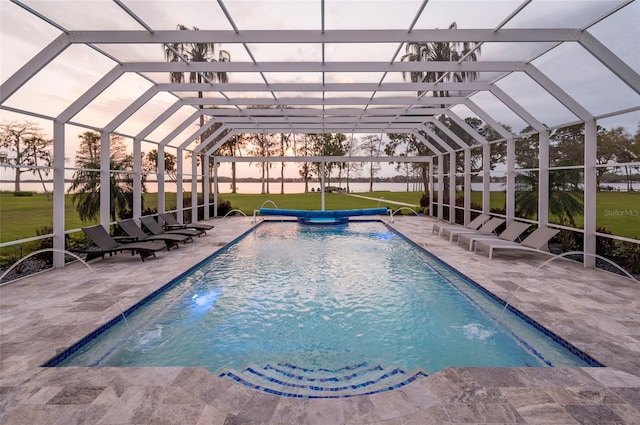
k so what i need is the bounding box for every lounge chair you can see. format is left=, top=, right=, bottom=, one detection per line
left=443, top=217, right=505, bottom=242
left=432, top=214, right=490, bottom=236
left=140, top=216, right=205, bottom=238
left=79, top=225, right=167, bottom=262
left=474, top=227, right=560, bottom=259
left=159, top=212, right=214, bottom=233
left=457, top=221, right=531, bottom=251
left=118, top=219, right=192, bottom=250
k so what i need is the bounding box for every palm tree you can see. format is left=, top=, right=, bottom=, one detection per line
left=164, top=25, right=230, bottom=87
left=515, top=169, right=583, bottom=226
left=278, top=133, right=292, bottom=194
left=164, top=25, right=231, bottom=191
left=401, top=22, right=481, bottom=97
left=68, top=132, right=142, bottom=222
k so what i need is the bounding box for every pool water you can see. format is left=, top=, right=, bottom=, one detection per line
left=57, top=222, right=592, bottom=374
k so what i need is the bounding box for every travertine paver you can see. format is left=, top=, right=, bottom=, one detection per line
left=0, top=215, right=639, bottom=424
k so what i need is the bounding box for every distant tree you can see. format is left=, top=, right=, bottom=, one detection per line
left=330, top=133, right=348, bottom=187
left=386, top=132, right=433, bottom=193
left=307, top=134, right=329, bottom=182
left=515, top=127, right=539, bottom=169
left=437, top=116, right=508, bottom=176
left=596, top=126, right=620, bottom=189
left=306, top=133, right=347, bottom=187
left=550, top=124, right=584, bottom=167
left=295, top=134, right=315, bottom=192
left=614, top=126, right=639, bottom=191
left=343, top=135, right=362, bottom=193
left=146, top=149, right=177, bottom=183
left=359, top=135, right=383, bottom=192
left=384, top=134, right=413, bottom=191
left=199, top=119, right=232, bottom=192
left=0, top=121, right=53, bottom=195
left=68, top=132, right=141, bottom=222
left=277, top=133, right=292, bottom=194
left=246, top=133, right=277, bottom=194
left=216, top=133, right=246, bottom=194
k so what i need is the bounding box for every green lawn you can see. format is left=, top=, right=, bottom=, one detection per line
left=469, top=190, right=640, bottom=238
left=0, top=192, right=96, bottom=244
left=2, top=190, right=639, bottom=247
left=219, top=191, right=422, bottom=214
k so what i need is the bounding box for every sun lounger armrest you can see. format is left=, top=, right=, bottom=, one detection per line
left=163, top=224, right=187, bottom=230
left=70, top=246, right=106, bottom=262
left=112, top=235, right=138, bottom=243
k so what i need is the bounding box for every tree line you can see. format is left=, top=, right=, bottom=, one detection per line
left=2, top=119, right=639, bottom=197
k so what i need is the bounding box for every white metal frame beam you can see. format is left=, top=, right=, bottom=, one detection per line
left=0, top=33, right=70, bottom=103
left=579, top=31, right=640, bottom=95
left=122, top=61, right=527, bottom=73
left=180, top=96, right=467, bottom=107
left=156, top=82, right=492, bottom=92
left=65, top=28, right=586, bottom=44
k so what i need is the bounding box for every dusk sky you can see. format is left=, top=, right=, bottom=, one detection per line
left=1, top=0, right=638, bottom=184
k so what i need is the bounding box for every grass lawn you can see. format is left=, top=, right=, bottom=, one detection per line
left=219, top=191, right=422, bottom=215
left=469, top=190, right=640, bottom=238
left=0, top=192, right=97, bottom=244
left=2, top=190, right=639, bottom=247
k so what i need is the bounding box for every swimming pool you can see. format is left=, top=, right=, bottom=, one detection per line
left=52, top=221, right=599, bottom=395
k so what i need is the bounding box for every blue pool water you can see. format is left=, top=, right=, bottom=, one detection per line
left=56, top=222, right=593, bottom=374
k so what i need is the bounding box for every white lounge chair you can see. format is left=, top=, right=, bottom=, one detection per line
left=443, top=217, right=505, bottom=242
left=432, top=214, right=490, bottom=236
left=474, top=227, right=560, bottom=259
left=457, top=221, right=531, bottom=251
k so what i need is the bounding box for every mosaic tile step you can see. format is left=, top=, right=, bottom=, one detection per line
left=261, top=362, right=388, bottom=385
left=218, top=362, right=429, bottom=398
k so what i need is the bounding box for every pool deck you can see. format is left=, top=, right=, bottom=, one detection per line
left=1, top=215, right=639, bottom=424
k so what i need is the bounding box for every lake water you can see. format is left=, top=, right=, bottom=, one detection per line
left=2, top=180, right=634, bottom=194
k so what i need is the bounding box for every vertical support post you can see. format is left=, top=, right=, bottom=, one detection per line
left=213, top=157, right=218, bottom=218
left=482, top=144, right=490, bottom=214
left=321, top=161, right=326, bottom=211
left=584, top=120, right=597, bottom=268
left=506, top=136, right=515, bottom=224
left=437, top=155, right=444, bottom=220
left=176, top=148, right=184, bottom=223
left=464, top=148, right=471, bottom=225
left=133, top=138, right=142, bottom=221
left=157, top=144, right=165, bottom=214
left=191, top=154, right=198, bottom=224
left=538, top=130, right=550, bottom=227
left=100, top=131, right=110, bottom=228
left=203, top=156, right=210, bottom=220
left=52, top=120, right=65, bottom=268
left=428, top=160, right=434, bottom=217
left=449, top=152, right=456, bottom=223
